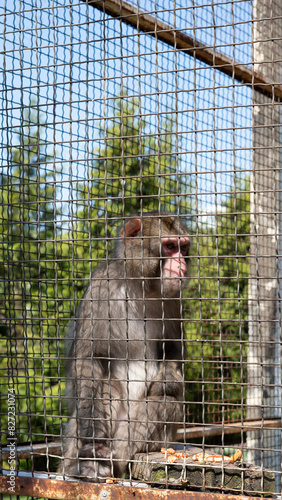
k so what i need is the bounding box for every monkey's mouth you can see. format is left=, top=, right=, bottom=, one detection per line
left=179, top=267, right=187, bottom=278
left=163, top=275, right=187, bottom=288
left=168, top=270, right=187, bottom=279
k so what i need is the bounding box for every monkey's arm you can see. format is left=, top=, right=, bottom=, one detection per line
left=148, top=361, right=183, bottom=399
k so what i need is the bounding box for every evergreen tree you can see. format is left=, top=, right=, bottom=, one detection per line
left=73, top=93, right=194, bottom=263
left=185, top=179, right=250, bottom=425
left=0, top=106, right=65, bottom=447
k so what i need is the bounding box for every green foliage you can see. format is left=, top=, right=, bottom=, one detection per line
left=0, top=95, right=250, bottom=466
left=0, top=106, right=67, bottom=444
left=74, top=93, right=193, bottom=261
left=185, top=179, right=250, bottom=424
left=1, top=95, right=193, bottom=448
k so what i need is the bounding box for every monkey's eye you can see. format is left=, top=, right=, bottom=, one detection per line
left=165, top=243, right=176, bottom=251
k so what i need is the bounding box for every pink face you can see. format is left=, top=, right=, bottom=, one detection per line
left=161, top=236, right=190, bottom=294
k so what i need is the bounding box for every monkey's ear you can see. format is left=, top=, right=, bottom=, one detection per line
left=121, top=218, right=141, bottom=238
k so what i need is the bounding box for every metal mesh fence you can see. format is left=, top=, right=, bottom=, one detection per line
left=0, top=0, right=281, bottom=498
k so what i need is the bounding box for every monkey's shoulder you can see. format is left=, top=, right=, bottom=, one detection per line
left=79, top=260, right=122, bottom=295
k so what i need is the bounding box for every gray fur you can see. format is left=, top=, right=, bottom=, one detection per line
left=59, top=213, right=189, bottom=482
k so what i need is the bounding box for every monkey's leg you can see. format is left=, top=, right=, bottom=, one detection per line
left=61, top=360, right=122, bottom=482
left=112, top=395, right=182, bottom=477
left=60, top=410, right=112, bottom=481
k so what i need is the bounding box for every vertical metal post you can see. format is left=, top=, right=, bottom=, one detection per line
left=247, top=0, right=282, bottom=490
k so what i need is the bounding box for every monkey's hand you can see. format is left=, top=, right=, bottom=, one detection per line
left=148, top=362, right=183, bottom=398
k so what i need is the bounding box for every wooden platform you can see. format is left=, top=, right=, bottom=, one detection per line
left=131, top=447, right=275, bottom=496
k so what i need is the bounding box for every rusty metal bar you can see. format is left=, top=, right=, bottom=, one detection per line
left=177, top=419, right=282, bottom=440
left=87, top=0, right=282, bottom=100
left=0, top=475, right=275, bottom=500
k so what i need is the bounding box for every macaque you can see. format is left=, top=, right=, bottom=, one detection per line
left=61, top=212, right=190, bottom=482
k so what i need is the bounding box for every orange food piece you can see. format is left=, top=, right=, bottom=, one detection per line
left=161, top=447, right=175, bottom=455
left=167, top=448, right=176, bottom=454
left=175, top=452, right=189, bottom=459
left=106, top=478, right=114, bottom=484
left=192, top=452, right=231, bottom=463
left=230, top=449, right=242, bottom=464
left=206, top=455, right=223, bottom=463
left=167, top=455, right=178, bottom=463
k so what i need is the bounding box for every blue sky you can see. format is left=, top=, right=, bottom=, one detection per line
left=1, top=0, right=253, bottom=226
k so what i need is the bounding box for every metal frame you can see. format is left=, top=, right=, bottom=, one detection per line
left=1, top=0, right=282, bottom=497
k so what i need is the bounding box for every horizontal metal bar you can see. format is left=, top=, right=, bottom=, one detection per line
left=0, top=442, right=62, bottom=461
left=177, top=419, right=282, bottom=439
left=2, top=419, right=280, bottom=460
left=0, top=474, right=274, bottom=500
left=88, top=0, right=282, bottom=100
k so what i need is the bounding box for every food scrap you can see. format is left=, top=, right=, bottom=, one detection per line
left=206, top=454, right=229, bottom=463
left=191, top=449, right=242, bottom=464
left=192, top=452, right=229, bottom=463
left=175, top=452, right=189, bottom=459
left=105, top=477, right=119, bottom=484
left=161, top=448, right=175, bottom=455
left=160, top=447, right=242, bottom=465
left=161, top=448, right=189, bottom=462
left=229, top=449, right=242, bottom=464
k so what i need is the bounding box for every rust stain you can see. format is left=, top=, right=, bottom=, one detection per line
left=0, top=475, right=275, bottom=500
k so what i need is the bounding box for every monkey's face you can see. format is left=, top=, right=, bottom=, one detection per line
left=119, top=215, right=190, bottom=297
left=159, top=236, right=190, bottom=296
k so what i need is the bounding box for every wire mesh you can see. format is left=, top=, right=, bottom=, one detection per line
left=0, top=0, right=281, bottom=497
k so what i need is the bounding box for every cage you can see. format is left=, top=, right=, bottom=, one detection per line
left=1, top=0, right=282, bottom=498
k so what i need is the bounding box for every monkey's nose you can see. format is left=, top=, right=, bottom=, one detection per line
left=168, top=257, right=187, bottom=278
